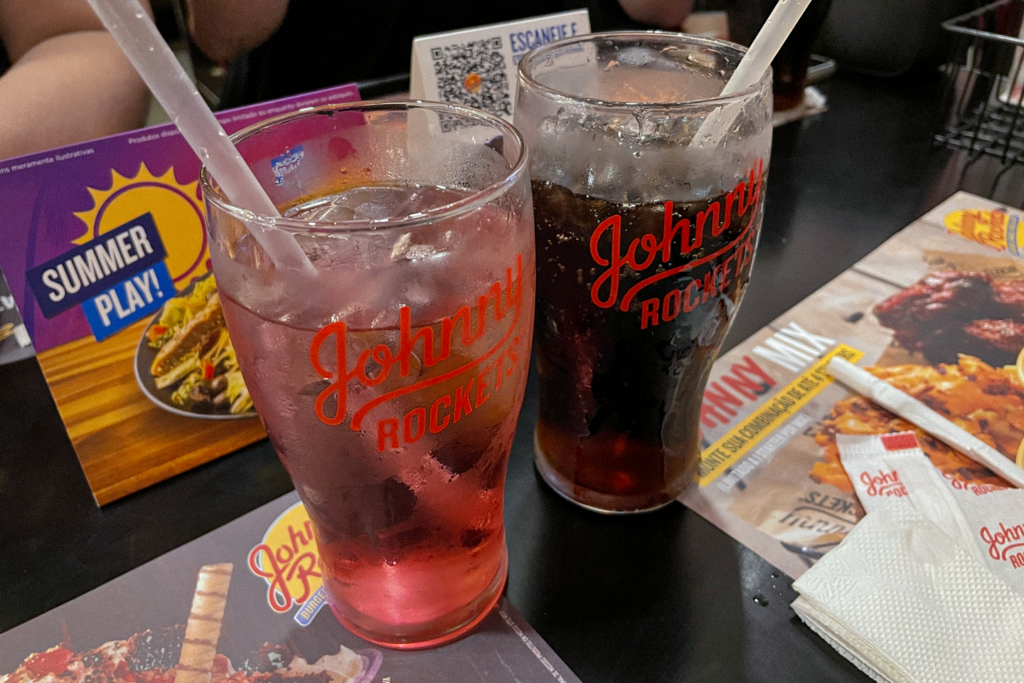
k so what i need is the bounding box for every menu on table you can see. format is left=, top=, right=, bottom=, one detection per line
left=685, top=191, right=1024, bottom=578
left=0, top=83, right=358, bottom=505
left=0, top=491, right=581, bottom=683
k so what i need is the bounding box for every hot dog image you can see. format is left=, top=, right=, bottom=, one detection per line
left=144, top=275, right=253, bottom=415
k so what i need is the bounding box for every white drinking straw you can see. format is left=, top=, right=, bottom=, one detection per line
left=828, top=357, right=1024, bottom=489
left=693, top=0, right=815, bottom=148
left=86, top=0, right=315, bottom=274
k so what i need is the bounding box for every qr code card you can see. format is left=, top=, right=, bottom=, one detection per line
left=410, top=10, right=590, bottom=124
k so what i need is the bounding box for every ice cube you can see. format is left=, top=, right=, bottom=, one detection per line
left=390, top=232, right=441, bottom=262
left=460, top=528, right=491, bottom=549
left=379, top=526, right=430, bottom=564
left=617, top=47, right=655, bottom=67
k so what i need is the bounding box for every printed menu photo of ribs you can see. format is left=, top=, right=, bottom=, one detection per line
left=873, top=270, right=1024, bottom=368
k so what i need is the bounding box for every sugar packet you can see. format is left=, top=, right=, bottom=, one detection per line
left=835, top=432, right=919, bottom=513
left=935, top=481, right=1024, bottom=596
left=838, top=431, right=1024, bottom=596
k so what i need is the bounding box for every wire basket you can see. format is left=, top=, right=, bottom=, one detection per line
left=938, top=0, right=1024, bottom=164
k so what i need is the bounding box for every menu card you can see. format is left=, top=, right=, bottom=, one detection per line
left=0, top=83, right=359, bottom=505
left=686, top=191, right=1024, bottom=578
left=0, top=491, right=581, bottom=683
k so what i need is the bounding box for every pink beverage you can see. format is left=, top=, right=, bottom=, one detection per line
left=219, top=188, right=533, bottom=644
left=202, top=104, right=535, bottom=648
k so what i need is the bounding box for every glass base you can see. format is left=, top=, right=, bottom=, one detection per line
left=534, top=431, right=687, bottom=514
left=326, top=550, right=507, bottom=650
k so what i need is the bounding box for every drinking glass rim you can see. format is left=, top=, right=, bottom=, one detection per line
left=517, top=31, right=770, bottom=109
left=199, top=100, right=528, bottom=234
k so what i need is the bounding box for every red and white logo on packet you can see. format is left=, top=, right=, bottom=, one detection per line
left=980, top=521, right=1024, bottom=568
left=836, top=432, right=919, bottom=513
left=837, top=431, right=1001, bottom=514
left=838, top=430, right=1024, bottom=597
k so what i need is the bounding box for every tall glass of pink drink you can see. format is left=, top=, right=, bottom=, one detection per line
left=200, top=102, right=535, bottom=649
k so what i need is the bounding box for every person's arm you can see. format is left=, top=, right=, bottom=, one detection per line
left=0, top=0, right=151, bottom=160
left=617, top=0, right=696, bottom=29
left=184, top=0, right=288, bottom=64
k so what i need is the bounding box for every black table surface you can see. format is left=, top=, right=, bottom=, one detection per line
left=2, top=69, right=1018, bottom=682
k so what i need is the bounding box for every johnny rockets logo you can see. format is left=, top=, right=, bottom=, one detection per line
left=309, top=254, right=524, bottom=452
left=943, top=472, right=1001, bottom=496
left=944, top=208, right=1019, bottom=254
left=859, top=470, right=906, bottom=498
left=248, top=501, right=328, bottom=626
left=980, top=521, right=1024, bottom=568
left=588, top=160, right=763, bottom=329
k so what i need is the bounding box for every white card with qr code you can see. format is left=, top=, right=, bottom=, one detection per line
left=410, top=9, right=591, bottom=125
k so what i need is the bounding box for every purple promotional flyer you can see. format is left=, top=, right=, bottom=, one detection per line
left=0, top=84, right=359, bottom=504
left=1, top=84, right=359, bottom=353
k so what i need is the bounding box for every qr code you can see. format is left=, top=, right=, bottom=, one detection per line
left=431, top=37, right=511, bottom=127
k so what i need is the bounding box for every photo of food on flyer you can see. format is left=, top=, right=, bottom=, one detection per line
left=0, top=84, right=360, bottom=504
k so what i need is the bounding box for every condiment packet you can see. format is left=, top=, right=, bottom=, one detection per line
left=837, top=432, right=1002, bottom=513
left=937, top=485, right=1024, bottom=597
left=836, top=432, right=918, bottom=513
left=837, top=431, right=1024, bottom=595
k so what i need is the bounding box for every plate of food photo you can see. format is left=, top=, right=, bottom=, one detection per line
left=134, top=273, right=256, bottom=419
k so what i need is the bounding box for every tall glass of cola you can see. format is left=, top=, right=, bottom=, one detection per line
left=515, top=33, right=772, bottom=513
left=201, top=102, right=535, bottom=647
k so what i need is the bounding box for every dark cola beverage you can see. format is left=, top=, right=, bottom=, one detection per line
left=516, top=32, right=773, bottom=512
left=532, top=161, right=765, bottom=511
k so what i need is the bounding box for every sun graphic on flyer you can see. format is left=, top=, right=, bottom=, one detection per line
left=71, top=163, right=209, bottom=285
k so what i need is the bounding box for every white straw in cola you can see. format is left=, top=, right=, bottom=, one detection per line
left=85, top=0, right=315, bottom=274
left=692, top=0, right=815, bottom=149
left=827, top=357, right=1024, bottom=489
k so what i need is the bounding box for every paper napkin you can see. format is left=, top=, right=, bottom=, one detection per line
left=796, top=431, right=1024, bottom=682
left=792, top=497, right=1024, bottom=683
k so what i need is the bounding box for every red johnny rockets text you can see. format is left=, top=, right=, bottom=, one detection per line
left=588, top=160, right=763, bottom=324
left=943, top=473, right=1001, bottom=496
left=309, top=254, right=524, bottom=451
left=980, top=521, right=1024, bottom=568
left=248, top=518, right=321, bottom=612
left=860, top=470, right=907, bottom=498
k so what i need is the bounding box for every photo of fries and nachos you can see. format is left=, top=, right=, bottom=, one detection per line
left=804, top=265, right=1024, bottom=494
left=811, top=356, right=1019, bottom=494
left=134, top=274, right=254, bottom=418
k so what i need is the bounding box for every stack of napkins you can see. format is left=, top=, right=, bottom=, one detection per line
left=791, top=433, right=1024, bottom=683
